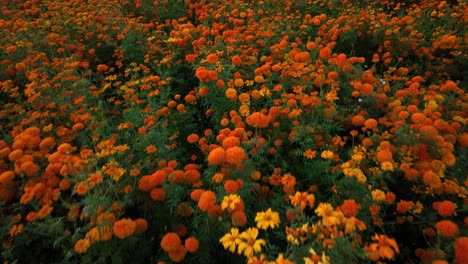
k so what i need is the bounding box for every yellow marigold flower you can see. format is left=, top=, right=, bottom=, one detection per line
left=315, top=203, right=334, bottom=218
left=220, top=228, right=241, bottom=253
left=237, top=228, right=266, bottom=257
left=255, top=208, right=280, bottom=230
left=381, top=161, right=394, bottom=171
left=221, top=194, right=241, bottom=211
left=371, top=189, right=386, bottom=202
left=320, top=150, right=334, bottom=159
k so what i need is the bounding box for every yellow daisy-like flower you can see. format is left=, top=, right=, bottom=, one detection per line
left=221, top=194, right=241, bottom=211
left=255, top=208, right=280, bottom=230
left=237, top=228, right=266, bottom=257
left=219, top=228, right=241, bottom=253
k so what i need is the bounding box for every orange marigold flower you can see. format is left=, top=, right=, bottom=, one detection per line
left=433, top=200, right=456, bottom=217
left=225, top=88, right=237, bottom=100
left=376, top=149, right=393, bottom=163
left=246, top=112, right=269, bottom=128
left=207, top=147, right=225, bottom=166
left=340, top=199, right=361, bottom=217
left=435, top=220, right=459, bottom=238
left=411, top=112, right=426, bottom=124
left=225, top=146, right=247, bottom=165
left=113, top=218, right=136, bottom=239
left=231, top=210, right=247, bottom=227
left=161, top=232, right=182, bottom=252
left=198, top=190, right=217, bottom=212
left=396, top=200, right=412, bottom=214
left=222, top=136, right=241, bottom=149
left=351, top=115, right=365, bottom=126
left=74, top=238, right=91, bottom=254
left=184, top=237, right=200, bottom=253
left=319, top=46, right=331, bottom=59
left=206, top=53, right=218, bottom=64
left=364, top=118, right=378, bottom=130
left=454, top=237, right=468, bottom=264
left=231, top=55, right=242, bottom=65
left=133, top=218, right=148, bottom=234
left=150, top=188, right=166, bottom=201
left=190, top=189, right=204, bottom=201
left=168, top=244, right=187, bottom=262
left=96, top=64, right=109, bottom=72
left=224, top=180, right=240, bottom=194
left=0, top=171, right=15, bottom=183
left=187, top=134, right=199, bottom=144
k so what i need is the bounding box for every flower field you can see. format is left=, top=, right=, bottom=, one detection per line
left=1, top=0, right=467, bottom=263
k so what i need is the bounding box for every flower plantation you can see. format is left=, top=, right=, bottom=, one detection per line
left=0, top=0, right=467, bottom=263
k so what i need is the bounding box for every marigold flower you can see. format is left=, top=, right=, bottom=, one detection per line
left=225, top=88, right=237, bottom=100
left=255, top=208, right=280, bottom=230
left=365, top=234, right=399, bottom=261
left=303, top=149, right=316, bottom=159
left=187, top=134, right=199, bottom=144
left=96, top=64, right=108, bottom=72
left=132, top=218, right=148, bottom=235
left=113, top=218, right=136, bottom=239
left=225, top=146, right=247, bottom=165
left=231, top=210, right=247, bottom=227
left=150, top=188, right=166, bottom=201
left=0, top=171, right=15, bottom=183
left=435, top=220, right=459, bottom=238
left=198, top=190, right=217, bottom=212
left=289, top=191, right=315, bottom=209
left=161, top=232, right=181, bottom=252
left=167, top=244, right=187, bottom=262
left=222, top=136, right=241, bottom=149
left=206, top=53, right=218, bottom=64
left=320, top=150, right=334, bottom=159
left=220, top=228, right=241, bottom=252
left=339, top=199, right=361, bottom=217
left=207, top=147, right=225, bottom=166
left=184, top=237, right=200, bottom=253
left=224, top=180, right=240, bottom=194
left=74, top=238, right=91, bottom=254
left=364, top=118, right=378, bottom=130
left=433, top=200, right=456, bottom=217
left=237, top=227, right=266, bottom=257
left=246, top=112, right=269, bottom=128
left=454, top=236, right=468, bottom=264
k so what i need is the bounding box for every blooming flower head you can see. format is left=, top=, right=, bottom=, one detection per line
left=320, top=150, right=334, bottom=159
left=365, top=234, right=399, bottom=261
left=198, top=190, right=217, bottom=212
left=237, top=228, right=266, bottom=257
left=454, top=236, right=468, bottom=264
left=289, top=191, right=315, bottom=210
left=255, top=208, right=280, bottom=230
left=221, top=194, right=242, bottom=211
left=435, top=220, right=459, bottom=238
left=161, top=232, right=182, bottom=252
left=113, top=218, right=136, bottom=239
left=220, top=228, right=241, bottom=253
